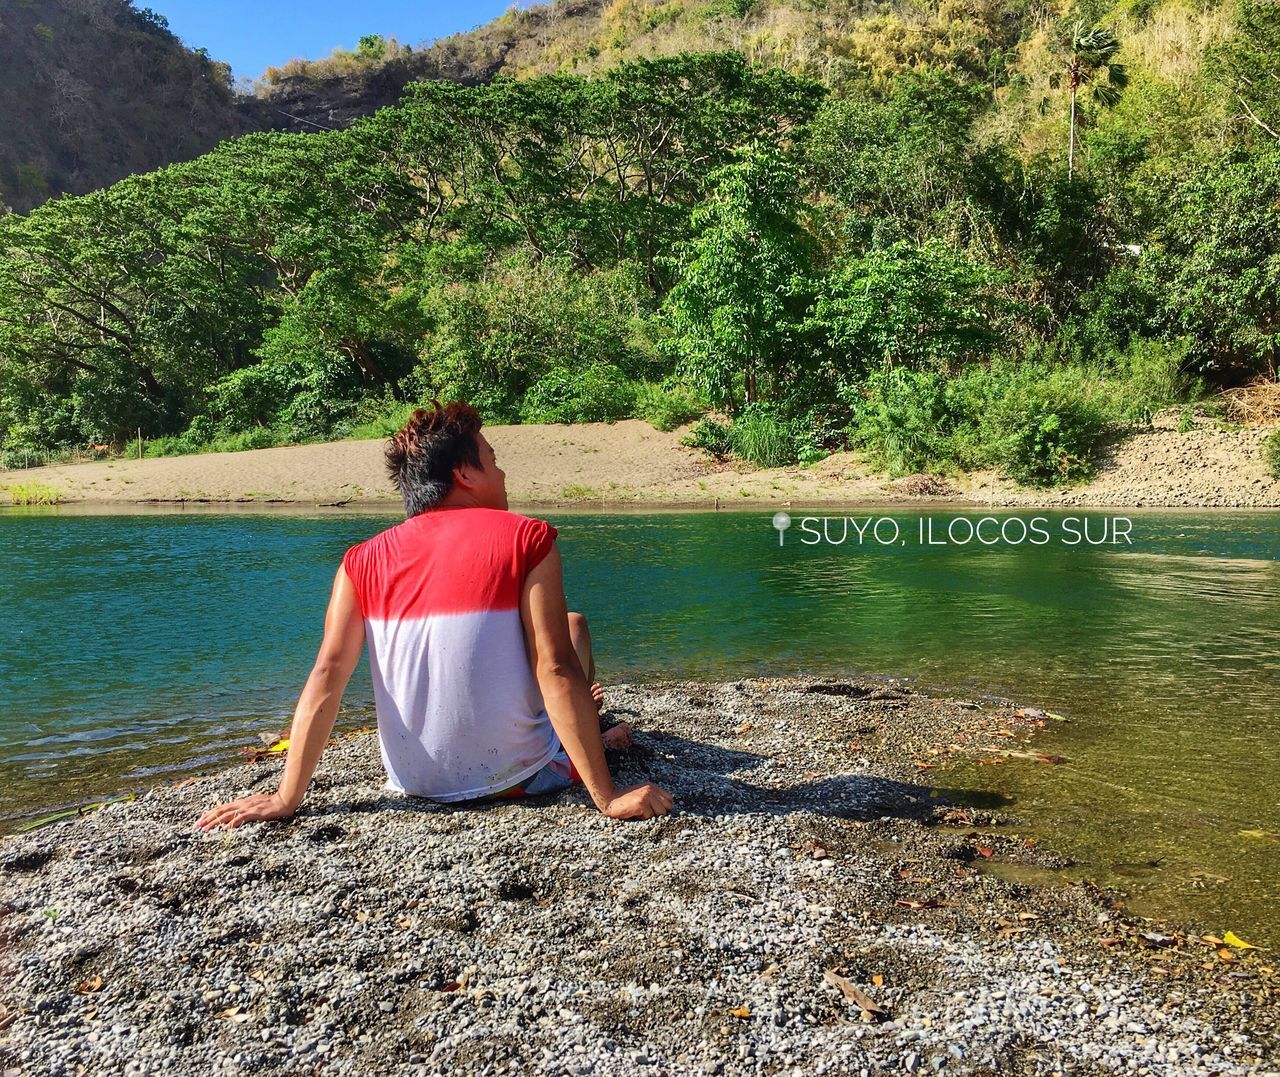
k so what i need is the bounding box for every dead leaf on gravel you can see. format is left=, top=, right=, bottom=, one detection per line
left=728, top=1005, right=751, bottom=1019
left=894, top=898, right=956, bottom=911
left=871, top=974, right=884, bottom=987
left=759, top=964, right=781, bottom=982
left=1224, top=931, right=1260, bottom=950
left=823, top=970, right=885, bottom=1020
left=74, top=976, right=103, bottom=994
left=735, top=722, right=752, bottom=734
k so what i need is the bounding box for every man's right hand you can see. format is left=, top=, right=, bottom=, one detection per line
left=601, top=782, right=673, bottom=820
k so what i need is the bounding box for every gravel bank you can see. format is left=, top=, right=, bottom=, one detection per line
left=2, top=678, right=1276, bottom=1076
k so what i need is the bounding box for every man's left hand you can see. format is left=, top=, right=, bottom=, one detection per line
left=194, top=791, right=294, bottom=832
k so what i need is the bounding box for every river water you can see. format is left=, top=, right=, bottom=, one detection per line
left=1, top=506, right=1276, bottom=944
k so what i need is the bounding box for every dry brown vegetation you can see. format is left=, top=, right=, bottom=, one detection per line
left=1218, top=377, right=1280, bottom=425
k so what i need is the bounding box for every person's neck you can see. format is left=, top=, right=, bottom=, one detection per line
left=431, top=492, right=493, bottom=511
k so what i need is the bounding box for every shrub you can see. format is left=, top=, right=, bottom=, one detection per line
left=519, top=364, right=636, bottom=424
left=847, top=367, right=956, bottom=476
left=634, top=380, right=706, bottom=432
left=680, top=405, right=818, bottom=467
left=1264, top=429, right=1280, bottom=479
left=945, top=360, right=1116, bottom=485
left=682, top=417, right=733, bottom=458
left=339, top=398, right=419, bottom=441
left=1001, top=397, right=1109, bottom=486
left=422, top=255, right=661, bottom=423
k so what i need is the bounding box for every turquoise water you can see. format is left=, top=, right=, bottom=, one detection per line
left=1, top=506, right=1277, bottom=943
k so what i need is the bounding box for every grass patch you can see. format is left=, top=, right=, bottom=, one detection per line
left=1263, top=428, right=1280, bottom=479
left=560, top=483, right=597, bottom=499
left=2, top=481, right=63, bottom=505
left=634, top=380, right=705, bottom=432
left=144, top=426, right=294, bottom=458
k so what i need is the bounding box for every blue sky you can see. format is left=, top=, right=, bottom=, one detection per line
left=144, top=0, right=516, bottom=80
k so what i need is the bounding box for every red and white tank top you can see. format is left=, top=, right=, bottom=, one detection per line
left=341, top=506, right=560, bottom=801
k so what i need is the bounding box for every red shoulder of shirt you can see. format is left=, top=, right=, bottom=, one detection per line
left=341, top=507, right=557, bottom=620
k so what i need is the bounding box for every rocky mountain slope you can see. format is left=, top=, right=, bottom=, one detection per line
left=0, top=0, right=267, bottom=212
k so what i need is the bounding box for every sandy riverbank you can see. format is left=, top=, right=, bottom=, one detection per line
left=1, top=677, right=1275, bottom=1075
left=2, top=413, right=1278, bottom=511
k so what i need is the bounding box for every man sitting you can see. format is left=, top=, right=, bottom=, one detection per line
left=195, top=402, right=673, bottom=830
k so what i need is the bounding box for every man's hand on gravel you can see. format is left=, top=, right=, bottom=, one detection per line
left=601, top=782, right=673, bottom=820
left=194, top=791, right=295, bottom=832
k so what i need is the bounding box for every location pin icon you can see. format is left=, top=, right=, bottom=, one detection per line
left=772, top=511, right=792, bottom=546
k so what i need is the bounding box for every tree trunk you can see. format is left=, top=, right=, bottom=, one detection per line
left=1069, top=86, right=1077, bottom=177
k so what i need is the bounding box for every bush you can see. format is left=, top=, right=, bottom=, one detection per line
left=422, top=255, right=661, bottom=424
left=680, top=405, right=817, bottom=467
left=634, top=380, right=705, bottom=432
left=682, top=417, right=733, bottom=458
left=941, top=360, right=1118, bottom=485
left=1264, top=429, right=1280, bottom=479
left=2, top=481, right=62, bottom=505
left=338, top=397, right=419, bottom=441
left=839, top=359, right=1119, bottom=486
left=847, top=367, right=956, bottom=476
left=1109, top=336, right=1202, bottom=424
left=519, top=364, right=636, bottom=424
left=1001, top=397, right=1110, bottom=486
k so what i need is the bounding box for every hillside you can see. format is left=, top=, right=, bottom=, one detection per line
left=254, top=0, right=1031, bottom=128
left=0, top=0, right=1092, bottom=208
left=0, top=0, right=270, bottom=212
left=3, top=0, right=1260, bottom=208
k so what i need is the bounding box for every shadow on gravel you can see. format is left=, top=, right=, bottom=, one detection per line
left=296, top=731, right=954, bottom=825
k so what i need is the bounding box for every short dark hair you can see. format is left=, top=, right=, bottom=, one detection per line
left=386, top=400, right=484, bottom=516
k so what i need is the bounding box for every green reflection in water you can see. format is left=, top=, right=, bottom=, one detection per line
left=1, top=507, right=1276, bottom=943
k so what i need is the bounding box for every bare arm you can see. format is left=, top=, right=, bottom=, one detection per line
left=519, top=544, right=672, bottom=820
left=194, top=564, right=366, bottom=831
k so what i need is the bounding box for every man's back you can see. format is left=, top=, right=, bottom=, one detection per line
left=342, top=505, right=560, bottom=801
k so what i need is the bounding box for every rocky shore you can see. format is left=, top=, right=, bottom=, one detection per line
left=2, top=678, right=1276, bottom=1076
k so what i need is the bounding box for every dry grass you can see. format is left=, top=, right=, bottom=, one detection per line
left=1218, top=378, right=1280, bottom=425
left=1115, top=2, right=1234, bottom=88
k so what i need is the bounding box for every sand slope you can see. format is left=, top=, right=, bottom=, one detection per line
left=2, top=415, right=1278, bottom=509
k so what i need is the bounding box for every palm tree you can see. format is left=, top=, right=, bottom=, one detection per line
left=1061, top=20, right=1128, bottom=176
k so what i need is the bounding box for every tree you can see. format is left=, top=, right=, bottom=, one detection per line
left=1213, top=0, right=1280, bottom=145
left=661, top=144, right=812, bottom=413
left=1147, top=143, right=1280, bottom=378
left=1058, top=21, right=1127, bottom=177
left=356, top=35, right=387, bottom=61
left=802, top=71, right=1009, bottom=252
left=804, top=239, right=1010, bottom=381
